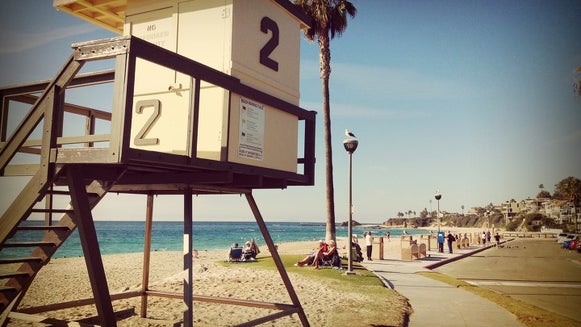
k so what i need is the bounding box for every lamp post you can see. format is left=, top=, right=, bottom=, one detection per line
left=434, top=190, right=442, bottom=232
left=486, top=210, right=491, bottom=232
left=343, top=136, right=358, bottom=275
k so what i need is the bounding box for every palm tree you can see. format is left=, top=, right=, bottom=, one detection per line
left=294, top=0, right=357, bottom=242
left=574, top=66, right=581, bottom=95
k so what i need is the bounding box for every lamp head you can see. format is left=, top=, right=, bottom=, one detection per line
left=343, top=139, right=359, bottom=154
left=434, top=192, right=442, bottom=200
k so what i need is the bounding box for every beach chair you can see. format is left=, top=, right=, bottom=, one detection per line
left=320, top=251, right=342, bottom=269
left=228, top=247, right=243, bottom=262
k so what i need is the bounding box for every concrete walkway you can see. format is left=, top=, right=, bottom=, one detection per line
left=361, top=244, right=526, bottom=327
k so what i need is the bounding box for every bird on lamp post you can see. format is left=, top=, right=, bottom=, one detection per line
left=345, top=129, right=356, bottom=139
left=343, top=129, right=358, bottom=275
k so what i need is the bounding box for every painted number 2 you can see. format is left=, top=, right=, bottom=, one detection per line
left=134, top=99, right=160, bottom=146
left=260, top=17, right=279, bottom=71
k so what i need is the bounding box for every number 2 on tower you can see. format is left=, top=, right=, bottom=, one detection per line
left=134, top=99, right=160, bottom=146
left=260, top=17, right=279, bottom=71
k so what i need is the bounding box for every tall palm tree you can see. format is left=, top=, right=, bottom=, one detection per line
left=574, top=66, right=581, bottom=95
left=294, top=0, right=357, bottom=242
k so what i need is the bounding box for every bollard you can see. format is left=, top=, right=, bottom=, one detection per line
left=378, top=237, right=384, bottom=260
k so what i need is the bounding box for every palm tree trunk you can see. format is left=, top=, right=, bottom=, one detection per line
left=319, top=34, right=336, bottom=242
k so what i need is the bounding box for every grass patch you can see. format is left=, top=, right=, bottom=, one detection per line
left=417, top=271, right=580, bottom=327
left=222, top=254, right=384, bottom=286
left=221, top=254, right=411, bottom=326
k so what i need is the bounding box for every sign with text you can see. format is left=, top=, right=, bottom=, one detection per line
left=238, top=98, right=264, bottom=161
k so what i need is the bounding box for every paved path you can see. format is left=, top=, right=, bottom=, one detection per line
left=434, top=238, right=581, bottom=323
left=361, top=243, right=526, bottom=327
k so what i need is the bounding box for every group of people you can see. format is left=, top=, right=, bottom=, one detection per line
left=294, top=239, right=341, bottom=269
left=227, top=240, right=260, bottom=262
left=438, top=230, right=502, bottom=253
left=481, top=231, right=501, bottom=247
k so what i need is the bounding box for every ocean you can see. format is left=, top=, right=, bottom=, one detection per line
left=2, top=221, right=427, bottom=258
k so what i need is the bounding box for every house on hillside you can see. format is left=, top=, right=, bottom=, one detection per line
left=544, top=200, right=579, bottom=225
left=520, top=197, right=550, bottom=214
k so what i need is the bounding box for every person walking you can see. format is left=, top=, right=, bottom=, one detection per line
left=386, top=231, right=391, bottom=242
left=446, top=231, right=456, bottom=253
left=365, top=231, right=373, bottom=261
left=481, top=231, right=487, bottom=246
left=494, top=232, right=501, bottom=247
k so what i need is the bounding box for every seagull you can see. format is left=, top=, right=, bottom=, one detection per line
left=345, top=129, right=356, bottom=138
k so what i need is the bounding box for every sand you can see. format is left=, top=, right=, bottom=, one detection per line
left=6, top=227, right=488, bottom=326
left=6, top=237, right=409, bottom=327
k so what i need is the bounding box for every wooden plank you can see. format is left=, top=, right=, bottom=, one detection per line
left=0, top=272, right=30, bottom=279
left=0, top=167, right=42, bottom=243
left=16, top=226, right=70, bottom=231
left=183, top=189, right=193, bottom=327
left=0, top=55, right=69, bottom=171
left=1, top=164, right=39, bottom=176
left=66, top=166, right=116, bottom=327
left=18, top=291, right=140, bottom=315
left=53, top=0, right=125, bottom=34
left=1, top=242, right=55, bottom=248
left=2, top=134, right=113, bottom=148
left=10, top=93, right=113, bottom=120
left=0, top=257, right=42, bottom=264
left=30, top=209, right=74, bottom=214
left=245, top=193, right=310, bottom=327
left=140, top=194, right=154, bottom=318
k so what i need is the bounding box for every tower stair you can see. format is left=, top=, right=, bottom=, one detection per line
left=0, top=38, right=123, bottom=321
left=0, top=166, right=116, bottom=316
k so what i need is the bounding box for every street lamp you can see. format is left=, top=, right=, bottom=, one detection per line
left=343, top=135, right=358, bottom=275
left=434, top=190, right=442, bottom=232
left=486, top=210, right=491, bottom=232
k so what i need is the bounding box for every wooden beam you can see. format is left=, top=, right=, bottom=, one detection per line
left=140, top=194, right=154, bottom=318
left=245, top=193, right=310, bottom=327
left=17, top=291, right=140, bottom=315
left=66, top=165, right=116, bottom=327
left=183, top=189, right=193, bottom=327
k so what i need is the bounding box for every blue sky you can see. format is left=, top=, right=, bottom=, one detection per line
left=1, top=1, right=580, bottom=223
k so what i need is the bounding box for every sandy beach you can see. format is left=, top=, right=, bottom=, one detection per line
left=5, top=227, right=489, bottom=326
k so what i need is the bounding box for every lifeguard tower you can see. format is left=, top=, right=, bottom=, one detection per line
left=0, top=1, right=315, bottom=326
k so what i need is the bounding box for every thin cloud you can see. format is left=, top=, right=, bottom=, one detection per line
left=546, top=129, right=581, bottom=146
left=333, top=62, right=476, bottom=101
left=0, top=24, right=99, bottom=54
left=301, top=59, right=477, bottom=101
left=299, top=100, right=432, bottom=119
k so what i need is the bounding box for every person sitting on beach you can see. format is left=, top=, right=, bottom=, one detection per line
left=228, top=243, right=243, bottom=262
left=295, top=240, right=327, bottom=266
left=241, top=241, right=256, bottom=261
left=312, top=240, right=338, bottom=269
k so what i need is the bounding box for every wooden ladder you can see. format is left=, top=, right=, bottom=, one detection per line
left=0, top=166, right=112, bottom=318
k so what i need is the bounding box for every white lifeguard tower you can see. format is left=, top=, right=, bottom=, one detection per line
left=0, top=1, right=315, bottom=326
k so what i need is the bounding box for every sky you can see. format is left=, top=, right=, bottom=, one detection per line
left=1, top=1, right=580, bottom=223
